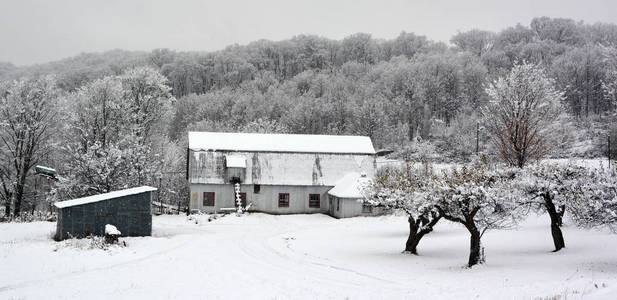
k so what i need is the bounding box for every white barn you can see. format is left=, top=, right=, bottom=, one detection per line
left=187, top=131, right=381, bottom=218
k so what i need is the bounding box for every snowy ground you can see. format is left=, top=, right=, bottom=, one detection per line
left=1, top=213, right=616, bottom=299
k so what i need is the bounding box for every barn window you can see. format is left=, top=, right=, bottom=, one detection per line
left=362, top=203, right=373, bottom=213
left=309, top=194, right=320, bottom=208
left=278, top=193, right=290, bottom=208
left=234, top=192, right=247, bottom=207
left=254, top=184, right=260, bottom=194
left=203, top=192, right=215, bottom=206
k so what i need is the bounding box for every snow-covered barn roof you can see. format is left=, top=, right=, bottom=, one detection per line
left=54, top=186, right=157, bottom=209
left=327, top=172, right=371, bottom=198
left=188, top=132, right=376, bottom=154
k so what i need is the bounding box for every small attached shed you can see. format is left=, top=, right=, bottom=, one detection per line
left=328, top=173, right=382, bottom=218
left=54, top=186, right=156, bottom=240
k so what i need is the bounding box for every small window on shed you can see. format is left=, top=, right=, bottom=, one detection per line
left=309, top=194, right=320, bottom=208
left=203, top=192, right=215, bottom=206
left=337, top=198, right=340, bottom=211
left=254, top=184, right=261, bottom=194
left=362, top=203, right=373, bottom=213
left=278, top=193, right=290, bottom=208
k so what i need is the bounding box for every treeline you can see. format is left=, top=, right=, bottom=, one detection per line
left=1, top=17, right=616, bottom=158
left=2, top=17, right=617, bottom=217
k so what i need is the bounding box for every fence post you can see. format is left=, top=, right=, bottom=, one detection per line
left=476, top=122, right=479, bottom=155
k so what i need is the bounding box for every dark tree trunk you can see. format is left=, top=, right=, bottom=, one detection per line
left=405, top=217, right=421, bottom=254
left=404, top=214, right=441, bottom=255
left=468, top=228, right=482, bottom=267
left=544, top=193, right=565, bottom=252
left=3, top=199, right=9, bottom=218
left=13, top=179, right=26, bottom=216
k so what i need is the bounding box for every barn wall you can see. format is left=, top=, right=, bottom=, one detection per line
left=328, top=195, right=383, bottom=219
left=188, top=150, right=376, bottom=186
left=190, top=184, right=331, bottom=214
left=55, top=191, right=152, bottom=240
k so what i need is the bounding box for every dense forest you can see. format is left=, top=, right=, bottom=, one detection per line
left=1, top=16, right=617, bottom=217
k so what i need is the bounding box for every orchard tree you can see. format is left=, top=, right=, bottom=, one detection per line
left=433, top=163, right=521, bottom=267
left=484, top=62, right=563, bottom=168
left=570, top=167, right=617, bottom=232
left=0, top=76, right=60, bottom=216
left=362, top=165, right=441, bottom=254
left=516, top=164, right=587, bottom=251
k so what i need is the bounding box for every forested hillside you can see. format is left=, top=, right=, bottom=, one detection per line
left=1, top=16, right=617, bottom=216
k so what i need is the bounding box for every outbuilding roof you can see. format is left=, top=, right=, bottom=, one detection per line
left=188, top=132, right=376, bottom=154
left=54, top=186, right=157, bottom=209
left=327, top=172, right=372, bottom=198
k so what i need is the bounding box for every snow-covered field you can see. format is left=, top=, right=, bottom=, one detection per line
left=1, top=213, right=616, bottom=299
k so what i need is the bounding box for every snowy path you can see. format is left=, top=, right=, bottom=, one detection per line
left=1, top=213, right=616, bottom=299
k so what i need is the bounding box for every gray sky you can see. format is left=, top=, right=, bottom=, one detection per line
left=1, top=0, right=616, bottom=66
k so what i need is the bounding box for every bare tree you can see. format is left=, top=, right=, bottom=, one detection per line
left=0, top=76, right=59, bottom=216
left=483, top=63, right=563, bottom=168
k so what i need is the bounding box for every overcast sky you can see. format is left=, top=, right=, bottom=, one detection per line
left=1, top=0, right=616, bottom=66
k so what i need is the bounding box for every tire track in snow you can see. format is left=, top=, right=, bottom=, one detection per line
left=235, top=216, right=404, bottom=296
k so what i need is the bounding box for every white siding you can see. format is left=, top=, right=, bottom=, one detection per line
left=189, top=151, right=375, bottom=186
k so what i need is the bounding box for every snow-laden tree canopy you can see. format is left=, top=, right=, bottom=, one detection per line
left=362, top=164, right=441, bottom=254
left=570, top=167, right=617, bottom=232
left=483, top=62, right=564, bottom=168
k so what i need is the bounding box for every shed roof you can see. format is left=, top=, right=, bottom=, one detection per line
left=188, top=132, right=376, bottom=154
left=54, top=186, right=157, bottom=209
left=327, top=172, right=371, bottom=198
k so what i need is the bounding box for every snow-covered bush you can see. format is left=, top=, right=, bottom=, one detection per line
left=104, top=224, right=121, bottom=244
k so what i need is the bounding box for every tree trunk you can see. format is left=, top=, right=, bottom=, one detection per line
left=3, top=199, right=9, bottom=218
left=468, top=229, right=482, bottom=267
left=549, top=220, right=565, bottom=252
left=404, top=214, right=441, bottom=255
left=405, top=217, right=421, bottom=254
left=13, top=179, right=26, bottom=216
left=544, top=194, right=565, bottom=252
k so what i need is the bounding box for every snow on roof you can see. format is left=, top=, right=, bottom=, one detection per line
left=327, top=172, right=372, bottom=198
left=188, top=132, right=376, bottom=154
left=35, top=165, right=56, bottom=173
left=226, top=155, right=246, bottom=168
left=54, top=186, right=157, bottom=209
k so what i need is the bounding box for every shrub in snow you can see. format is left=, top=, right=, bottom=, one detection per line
left=363, top=164, right=441, bottom=255
left=431, top=163, right=522, bottom=267
left=104, top=224, right=121, bottom=244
